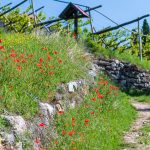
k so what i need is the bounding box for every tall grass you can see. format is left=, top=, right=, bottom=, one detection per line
left=0, top=32, right=88, bottom=118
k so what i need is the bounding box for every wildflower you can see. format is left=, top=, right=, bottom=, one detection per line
left=42, top=47, right=48, bottom=50
left=38, top=123, right=45, bottom=127
left=84, top=119, right=89, bottom=123
left=62, top=130, right=66, bottom=136
left=97, top=93, right=104, bottom=99
left=14, top=59, right=20, bottom=62
left=21, top=60, right=26, bottom=63
left=68, top=130, right=75, bottom=136
left=11, top=49, right=15, bottom=53
left=71, top=141, right=75, bottom=145
left=17, top=66, right=22, bottom=71
left=49, top=72, right=54, bottom=76
left=37, top=63, right=42, bottom=67
left=58, top=59, right=62, bottom=64
left=90, top=111, right=95, bottom=115
left=72, top=147, right=77, bottom=150
left=28, top=54, right=33, bottom=58
left=47, top=55, right=52, bottom=61
left=4, top=57, right=8, bottom=61
left=50, top=65, right=54, bottom=69
left=0, top=39, right=2, bottom=43
left=39, top=58, right=43, bottom=63
left=91, top=97, right=96, bottom=101
left=10, top=86, right=13, bottom=89
left=58, top=111, right=64, bottom=115
left=55, top=141, right=59, bottom=145
left=54, top=51, right=58, bottom=55
left=73, top=33, right=77, bottom=39
left=0, top=46, right=4, bottom=49
left=34, top=138, right=41, bottom=144
left=10, top=53, right=16, bottom=58
left=20, top=54, right=24, bottom=58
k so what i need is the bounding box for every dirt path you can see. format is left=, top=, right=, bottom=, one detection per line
left=122, top=101, right=150, bottom=150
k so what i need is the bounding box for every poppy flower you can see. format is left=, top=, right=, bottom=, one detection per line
left=55, top=141, right=59, bottom=145
left=91, top=97, right=96, bottom=101
left=62, top=130, right=66, bottom=136
left=4, top=57, right=8, bottom=61
left=47, top=55, right=52, bottom=61
left=97, top=93, right=104, bottom=99
left=20, top=54, right=24, bottom=58
left=72, top=147, right=77, bottom=150
left=68, top=130, right=75, bottom=136
left=58, top=111, right=64, bottom=115
left=28, top=54, right=33, bottom=58
left=38, top=123, right=45, bottom=127
left=54, top=51, right=58, bottom=55
left=49, top=72, right=54, bottom=76
left=11, top=49, right=15, bottom=53
left=0, top=46, right=4, bottom=49
left=71, top=141, right=75, bottom=145
left=37, top=63, right=42, bottom=67
left=0, top=39, right=2, bottom=43
left=17, top=66, right=22, bottom=71
left=50, top=65, right=54, bottom=69
left=42, top=47, right=48, bottom=50
left=84, top=119, right=89, bottom=123
left=10, top=53, right=16, bottom=58
left=21, top=60, right=26, bottom=63
left=58, top=59, right=62, bottom=64
left=39, top=58, right=43, bottom=63
left=34, top=138, right=41, bottom=144
left=90, top=111, right=95, bottom=115
left=14, top=59, right=20, bottom=62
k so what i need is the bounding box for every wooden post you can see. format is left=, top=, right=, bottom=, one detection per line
left=138, top=19, right=143, bottom=61
left=74, top=12, right=78, bottom=39
left=30, top=0, right=36, bottom=25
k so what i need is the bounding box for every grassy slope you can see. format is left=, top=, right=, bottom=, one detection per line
left=0, top=32, right=137, bottom=150
left=0, top=32, right=87, bottom=118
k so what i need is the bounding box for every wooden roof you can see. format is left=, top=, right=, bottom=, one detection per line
left=59, top=2, right=89, bottom=20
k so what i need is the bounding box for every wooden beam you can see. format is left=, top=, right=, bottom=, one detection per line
left=0, top=0, right=28, bottom=17
left=94, top=14, right=150, bottom=35
left=0, top=3, right=12, bottom=10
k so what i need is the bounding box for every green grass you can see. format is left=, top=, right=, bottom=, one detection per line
left=138, top=122, right=150, bottom=145
left=0, top=32, right=88, bottom=119
left=49, top=75, right=136, bottom=150
left=131, top=95, right=150, bottom=103
left=86, top=39, right=150, bottom=70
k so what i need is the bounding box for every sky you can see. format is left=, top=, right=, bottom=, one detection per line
left=0, top=0, right=150, bottom=32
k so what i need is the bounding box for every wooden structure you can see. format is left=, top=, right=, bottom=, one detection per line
left=59, top=2, right=89, bottom=38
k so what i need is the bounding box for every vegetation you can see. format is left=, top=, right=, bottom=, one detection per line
left=0, top=32, right=88, bottom=118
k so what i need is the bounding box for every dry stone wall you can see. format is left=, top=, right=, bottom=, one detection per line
left=94, top=57, right=150, bottom=93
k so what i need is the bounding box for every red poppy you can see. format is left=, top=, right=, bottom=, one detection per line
left=50, top=65, right=54, bottom=69
left=39, top=58, right=43, bottom=63
left=72, top=147, right=77, bottom=150
left=0, top=46, right=4, bottom=49
left=90, top=111, right=95, bottom=115
left=57, top=111, right=64, bottom=115
left=91, top=97, right=96, bottom=101
left=42, top=47, right=48, bottom=50
left=37, top=63, right=42, bottom=67
left=68, top=130, right=75, bottom=136
left=97, top=93, right=104, bottom=99
left=47, top=55, right=52, bottom=61
left=14, top=59, right=20, bottom=63
left=4, top=57, right=8, bottom=61
left=73, top=33, right=77, bottom=39
left=84, top=119, right=89, bottom=123
left=11, top=49, right=15, bottom=53
left=55, top=141, right=59, bottom=145
left=49, top=72, right=54, bottom=76
left=0, top=39, right=2, bottom=43
left=20, top=54, right=24, bottom=58
left=71, top=141, right=75, bottom=145
left=10, top=86, right=13, bottom=88
left=62, top=130, right=66, bottom=136
left=39, top=123, right=45, bottom=127
left=54, top=51, right=58, bottom=55
left=58, top=59, right=62, bottom=64
left=17, top=66, right=22, bottom=71
left=28, top=54, right=33, bottom=58
left=10, top=53, right=16, bottom=58
left=21, top=60, right=26, bottom=63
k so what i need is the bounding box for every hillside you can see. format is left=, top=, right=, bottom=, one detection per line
left=0, top=32, right=149, bottom=150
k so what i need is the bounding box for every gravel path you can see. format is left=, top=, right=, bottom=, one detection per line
left=122, top=101, right=150, bottom=150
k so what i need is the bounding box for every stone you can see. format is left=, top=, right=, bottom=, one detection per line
left=1, top=115, right=27, bottom=135
left=67, top=82, right=78, bottom=92
left=0, top=132, right=15, bottom=145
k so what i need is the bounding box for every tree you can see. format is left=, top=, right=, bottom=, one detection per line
left=142, top=19, right=150, bottom=45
